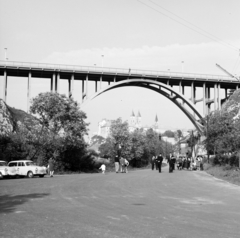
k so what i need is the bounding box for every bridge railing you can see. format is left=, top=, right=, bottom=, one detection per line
left=0, top=60, right=235, bottom=82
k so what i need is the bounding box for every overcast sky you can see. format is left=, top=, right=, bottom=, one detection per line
left=1, top=0, right=240, bottom=136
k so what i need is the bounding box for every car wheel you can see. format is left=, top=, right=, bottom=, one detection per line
left=39, top=175, right=44, bottom=178
left=0, top=172, right=3, bottom=179
left=27, top=171, right=34, bottom=178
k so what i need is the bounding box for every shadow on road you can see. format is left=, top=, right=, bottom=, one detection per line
left=0, top=193, right=50, bottom=214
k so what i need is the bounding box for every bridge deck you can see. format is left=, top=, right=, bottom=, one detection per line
left=0, top=60, right=238, bottom=88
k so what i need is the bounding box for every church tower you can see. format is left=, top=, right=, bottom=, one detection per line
left=153, top=114, right=159, bottom=133
left=136, top=111, right=142, bottom=128
left=129, top=110, right=136, bottom=132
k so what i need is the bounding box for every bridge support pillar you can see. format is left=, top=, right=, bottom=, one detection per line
left=207, top=87, right=211, bottom=115
left=218, top=83, right=221, bottom=110
left=86, top=74, right=88, bottom=99
left=82, top=77, right=85, bottom=102
left=203, top=83, right=206, bottom=117
left=51, top=73, right=56, bottom=92
left=214, top=83, right=217, bottom=110
left=95, top=81, right=98, bottom=93
left=179, top=81, right=185, bottom=105
left=56, top=72, right=60, bottom=93
left=27, top=71, right=32, bottom=113
left=179, top=81, right=182, bottom=94
left=191, top=82, right=194, bottom=103
left=225, top=88, right=228, bottom=99
left=191, top=82, right=196, bottom=118
left=2, top=70, right=7, bottom=102
left=68, top=74, right=74, bottom=98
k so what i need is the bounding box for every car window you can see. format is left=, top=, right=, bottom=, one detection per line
left=9, top=162, right=17, bottom=167
left=18, top=162, right=25, bottom=166
left=26, top=162, right=34, bottom=166
left=0, top=162, right=7, bottom=166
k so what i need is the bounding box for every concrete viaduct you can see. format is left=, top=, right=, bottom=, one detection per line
left=0, top=61, right=239, bottom=133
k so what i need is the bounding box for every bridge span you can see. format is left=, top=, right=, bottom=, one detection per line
left=0, top=61, right=239, bottom=133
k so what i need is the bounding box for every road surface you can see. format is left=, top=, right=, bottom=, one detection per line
left=1, top=166, right=240, bottom=238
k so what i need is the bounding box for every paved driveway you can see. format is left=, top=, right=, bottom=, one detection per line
left=1, top=166, right=240, bottom=238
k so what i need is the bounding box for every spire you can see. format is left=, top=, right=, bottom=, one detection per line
left=155, top=114, right=158, bottom=122
left=138, top=111, right=141, bottom=117
left=131, top=110, right=135, bottom=117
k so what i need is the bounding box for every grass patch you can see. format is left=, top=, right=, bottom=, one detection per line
left=204, top=163, right=240, bottom=186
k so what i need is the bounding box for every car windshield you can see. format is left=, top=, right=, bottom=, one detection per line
left=26, top=162, right=35, bottom=166
left=0, top=162, right=7, bottom=166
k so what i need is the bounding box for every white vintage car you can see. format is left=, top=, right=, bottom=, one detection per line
left=0, top=160, right=11, bottom=179
left=8, top=160, right=47, bottom=178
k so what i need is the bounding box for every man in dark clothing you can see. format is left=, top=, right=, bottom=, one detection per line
left=172, top=154, right=176, bottom=170
left=114, top=155, right=120, bottom=173
left=155, top=153, right=164, bottom=173
left=167, top=153, right=173, bottom=173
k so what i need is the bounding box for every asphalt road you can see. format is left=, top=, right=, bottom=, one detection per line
left=1, top=166, right=240, bottom=238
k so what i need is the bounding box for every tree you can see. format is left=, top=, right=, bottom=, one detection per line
left=30, top=92, right=88, bottom=138
left=144, top=128, right=159, bottom=157
left=99, top=118, right=173, bottom=168
left=128, top=129, right=146, bottom=166
left=109, top=118, right=131, bottom=157
left=204, top=111, right=235, bottom=155
left=186, top=130, right=200, bottom=157
left=30, top=92, right=89, bottom=170
left=163, top=130, right=175, bottom=138
left=99, top=137, right=115, bottom=159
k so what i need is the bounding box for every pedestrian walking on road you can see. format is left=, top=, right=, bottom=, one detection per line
left=171, top=153, right=176, bottom=170
left=124, top=158, right=129, bottom=173
left=120, top=157, right=125, bottom=173
left=155, top=153, right=163, bottom=173
left=114, top=155, right=120, bottom=173
left=99, top=164, right=106, bottom=174
left=168, top=153, right=174, bottom=173
left=151, top=155, right=156, bottom=170
left=48, top=157, right=54, bottom=177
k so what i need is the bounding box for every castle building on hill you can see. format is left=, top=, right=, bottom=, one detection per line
left=98, top=111, right=160, bottom=138
left=97, top=119, right=112, bottom=138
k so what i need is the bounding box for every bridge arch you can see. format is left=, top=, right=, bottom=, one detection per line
left=83, top=79, right=205, bottom=133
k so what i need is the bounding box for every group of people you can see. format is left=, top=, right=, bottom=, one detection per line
left=151, top=153, right=204, bottom=173
left=99, top=155, right=130, bottom=174
left=176, top=155, right=204, bottom=171
left=151, top=153, right=164, bottom=173
left=114, top=155, right=129, bottom=173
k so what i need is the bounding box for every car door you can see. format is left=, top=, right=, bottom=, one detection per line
left=17, top=162, right=26, bottom=176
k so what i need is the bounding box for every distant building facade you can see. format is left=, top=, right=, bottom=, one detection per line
left=97, top=111, right=160, bottom=138
left=97, top=119, right=112, bottom=138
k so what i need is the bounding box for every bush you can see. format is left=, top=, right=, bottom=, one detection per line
left=210, top=154, right=239, bottom=167
left=229, top=154, right=239, bottom=167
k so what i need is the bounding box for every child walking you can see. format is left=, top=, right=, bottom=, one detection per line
left=99, top=164, right=106, bottom=174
